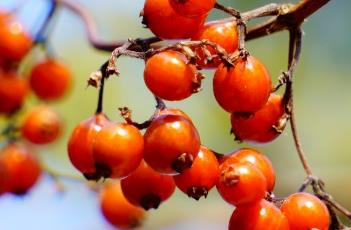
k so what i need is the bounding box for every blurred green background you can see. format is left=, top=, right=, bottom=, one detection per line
left=1, top=0, right=351, bottom=229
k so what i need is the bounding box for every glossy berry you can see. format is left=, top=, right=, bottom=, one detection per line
left=174, top=146, right=219, bottom=200
left=121, top=160, right=175, bottom=210
left=229, top=199, right=289, bottom=230
left=216, top=161, right=267, bottom=206
left=231, top=94, right=285, bottom=143
left=169, top=0, right=216, bottom=17
left=213, top=55, right=272, bottom=113
left=224, top=148, right=275, bottom=192
left=142, top=0, right=206, bottom=39
left=192, top=20, right=238, bottom=68
left=158, top=107, right=192, bottom=122
left=144, top=114, right=201, bottom=175
left=0, top=144, right=41, bottom=195
left=21, top=106, right=62, bottom=144
left=281, top=192, right=330, bottom=230
left=0, top=71, right=28, bottom=114
left=29, top=59, right=72, bottom=100
left=93, top=122, right=144, bottom=179
left=67, top=113, right=110, bottom=180
left=0, top=18, right=32, bottom=62
left=100, top=182, right=145, bottom=229
left=144, top=51, right=198, bottom=101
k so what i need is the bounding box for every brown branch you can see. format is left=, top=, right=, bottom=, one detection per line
left=246, top=0, right=330, bottom=40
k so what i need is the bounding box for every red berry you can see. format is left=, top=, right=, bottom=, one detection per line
left=192, top=20, right=238, bottom=68
left=224, top=148, right=276, bottom=192
left=216, top=161, right=267, bottom=206
left=29, top=59, right=72, bottom=100
left=0, top=70, right=28, bottom=114
left=142, top=0, right=206, bottom=39
left=169, top=0, right=216, bottom=17
left=0, top=144, right=41, bottom=195
left=229, top=199, right=289, bottom=230
left=158, top=107, right=192, bottom=122
left=0, top=18, right=32, bottom=62
left=174, top=146, right=219, bottom=200
left=144, top=51, right=198, bottom=101
left=67, top=113, right=110, bottom=180
left=121, top=160, right=175, bottom=210
left=280, top=192, right=330, bottom=230
left=93, top=122, right=144, bottom=179
left=21, top=106, right=62, bottom=144
left=100, top=182, right=145, bottom=229
left=213, top=55, right=272, bottom=113
left=231, top=94, right=285, bottom=143
left=144, top=114, right=201, bottom=174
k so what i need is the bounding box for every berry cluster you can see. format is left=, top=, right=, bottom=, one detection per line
left=66, top=0, right=333, bottom=229
left=0, top=10, right=71, bottom=195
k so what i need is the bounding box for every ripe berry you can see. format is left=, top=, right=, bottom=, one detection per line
left=280, top=192, right=330, bottom=230
left=0, top=71, right=28, bottom=114
left=229, top=199, right=289, bottom=230
left=174, top=146, right=219, bottom=200
left=224, top=148, right=275, bottom=192
left=121, top=160, right=175, bottom=210
left=21, top=106, right=62, bottom=144
left=142, top=0, right=206, bottom=39
left=0, top=144, right=41, bottom=195
left=29, top=59, right=72, bottom=100
left=216, top=161, right=267, bottom=206
left=192, top=20, right=238, bottom=68
left=158, top=107, right=192, bottom=122
left=231, top=94, right=285, bottom=143
left=100, top=182, right=145, bottom=229
left=93, top=122, right=144, bottom=179
left=144, top=114, right=201, bottom=175
left=144, top=51, right=198, bottom=101
left=169, top=0, right=216, bottom=17
left=0, top=18, right=32, bottom=62
left=213, top=55, right=272, bottom=113
left=67, top=113, right=110, bottom=180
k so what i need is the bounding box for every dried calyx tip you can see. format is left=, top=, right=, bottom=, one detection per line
left=187, top=186, right=209, bottom=200
left=172, top=153, right=194, bottom=173
left=140, top=194, right=161, bottom=210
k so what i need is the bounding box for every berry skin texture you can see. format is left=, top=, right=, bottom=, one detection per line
left=213, top=55, right=272, bottom=113
left=158, top=107, right=192, bottom=122
left=280, top=192, right=330, bottom=230
left=0, top=19, right=32, bottom=62
left=174, top=146, right=219, bottom=200
left=142, top=0, right=206, bottom=39
left=229, top=199, right=290, bottom=230
left=224, top=148, right=276, bottom=192
left=0, top=144, right=41, bottom=195
left=100, top=182, right=145, bottom=229
left=144, top=51, right=198, bottom=101
left=67, top=113, right=109, bottom=180
left=144, top=114, right=201, bottom=175
left=29, top=59, right=72, bottom=100
left=0, top=71, right=28, bottom=114
left=216, top=161, right=267, bottom=206
left=93, top=122, right=144, bottom=179
left=121, top=160, right=175, bottom=210
left=21, top=106, right=62, bottom=144
left=192, top=20, right=238, bottom=68
left=231, top=94, right=285, bottom=143
left=169, top=0, right=216, bottom=18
